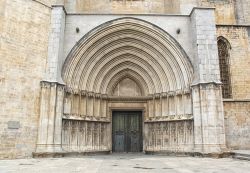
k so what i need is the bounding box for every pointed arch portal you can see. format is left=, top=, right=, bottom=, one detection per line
left=59, top=18, right=195, bottom=153
left=36, top=8, right=227, bottom=156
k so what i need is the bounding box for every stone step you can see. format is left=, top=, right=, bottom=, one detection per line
left=232, top=150, right=250, bottom=161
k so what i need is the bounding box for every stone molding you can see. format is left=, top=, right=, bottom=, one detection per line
left=64, top=88, right=191, bottom=100
left=191, top=81, right=223, bottom=89
left=40, top=81, right=65, bottom=88
left=63, top=114, right=110, bottom=122
left=145, top=114, right=193, bottom=122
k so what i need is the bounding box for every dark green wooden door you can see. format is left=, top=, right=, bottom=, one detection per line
left=112, top=111, right=142, bottom=152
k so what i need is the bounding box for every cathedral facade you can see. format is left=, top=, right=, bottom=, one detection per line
left=0, top=0, right=250, bottom=158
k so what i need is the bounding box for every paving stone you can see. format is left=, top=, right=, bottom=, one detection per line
left=1, top=154, right=250, bottom=173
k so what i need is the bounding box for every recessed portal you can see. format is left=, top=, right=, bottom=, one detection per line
left=112, top=111, right=143, bottom=153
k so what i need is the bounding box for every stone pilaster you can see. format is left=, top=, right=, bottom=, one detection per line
left=36, top=81, right=65, bottom=153
left=190, top=8, right=226, bottom=153
left=36, top=4, right=66, bottom=154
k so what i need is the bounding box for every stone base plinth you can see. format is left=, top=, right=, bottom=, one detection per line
left=145, top=150, right=233, bottom=158
left=32, top=150, right=111, bottom=158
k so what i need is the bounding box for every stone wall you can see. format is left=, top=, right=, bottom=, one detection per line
left=1, top=0, right=250, bottom=159
left=235, top=0, right=250, bottom=24
left=62, top=0, right=250, bottom=25
left=217, top=26, right=250, bottom=99
left=63, top=15, right=193, bottom=65
left=217, top=26, right=250, bottom=149
left=198, top=0, right=250, bottom=25
left=241, top=0, right=250, bottom=24
left=199, top=0, right=236, bottom=25
left=224, top=101, right=250, bottom=149
left=64, top=0, right=181, bottom=14
left=0, top=0, right=51, bottom=158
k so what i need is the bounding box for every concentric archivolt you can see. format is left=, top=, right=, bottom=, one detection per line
left=62, top=17, right=193, bottom=96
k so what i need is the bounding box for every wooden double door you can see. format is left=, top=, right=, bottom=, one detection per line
left=112, top=111, right=143, bottom=152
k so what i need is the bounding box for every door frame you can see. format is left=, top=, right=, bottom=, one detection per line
left=111, top=109, right=144, bottom=153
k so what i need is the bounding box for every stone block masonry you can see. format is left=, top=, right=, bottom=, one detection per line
left=217, top=26, right=250, bottom=150
left=190, top=8, right=226, bottom=153
left=217, top=26, right=250, bottom=99
left=0, top=0, right=51, bottom=158
left=1, top=0, right=250, bottom=159
left=45, top=5, right=66, bottom=83
left=224, top=101, right=250, bottom=150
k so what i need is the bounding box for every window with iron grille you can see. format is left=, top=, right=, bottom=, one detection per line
left=217, top=37, right=232, bottom=98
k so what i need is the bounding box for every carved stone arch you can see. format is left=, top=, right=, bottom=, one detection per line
left=62, top=17, right=194, bottom=94
left=36, top=9, right=227, bottom=156
left=95, top=61, right=161, bottom=94
left=217, top=36, right=232, bottom=98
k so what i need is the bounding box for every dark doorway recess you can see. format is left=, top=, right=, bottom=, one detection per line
left=112, top=111, right=143, bottom=152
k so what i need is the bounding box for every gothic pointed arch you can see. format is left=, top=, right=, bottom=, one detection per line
left=62, top=17, right=194, bottom=95
left=217, top=36, right=232, bottom=98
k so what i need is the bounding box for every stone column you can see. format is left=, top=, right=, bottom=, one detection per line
left=46, top=83, right=57, bottom=151
left=190, top=8, right=226, bottom=154
left=53, top=84, right=65, bottom=151
left=36, top=81, right=50, bottom=152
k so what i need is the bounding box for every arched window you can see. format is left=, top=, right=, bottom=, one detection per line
left=217, top=37, right=232, bottom=98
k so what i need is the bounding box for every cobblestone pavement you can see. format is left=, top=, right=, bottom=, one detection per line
left=0, top=154, right=249, bottom=173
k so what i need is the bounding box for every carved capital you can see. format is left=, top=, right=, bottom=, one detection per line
left=168, top=91, right=175, bottom=97
left=80, top=90, right=87, bottom=96
left=87, top=91, right=95, bottom=97
left=154, top=93, right=161, bottom=99
left=102, top=94, right=108, bottom=100
left=40, top=81, right=51, bottom=88
left=95, top=93, right=102, bottom=98
left=175, top=89, right=183, bottom=95
left=57, top=83, right=65, bottom=91
left=183, top=88, right=191, bottom=94
left=161, top=92, right=168, bottom=98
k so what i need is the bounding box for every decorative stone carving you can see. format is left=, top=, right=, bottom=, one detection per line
left=145, top=120, right=194, bottom=152
left=35, top=13, right=227, bottom=155
left=62, top=120, right=110, bottom=152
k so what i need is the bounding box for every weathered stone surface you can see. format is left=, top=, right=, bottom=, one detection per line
left=64, top=0, right=181, bottom=14
left=217, top=26, right=250, bottom=99
left=0, top=0, right=51, bottom=159
left=1, top=155, right=250, bottom=173
left=0, top=0, right=250, bottom=159
left=199, top=0, right=236, bottom=24
left=224, top=101, right=250, bottom=150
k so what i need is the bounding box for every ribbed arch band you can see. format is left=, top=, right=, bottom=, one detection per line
left=62, top=17, right=193, bottom=95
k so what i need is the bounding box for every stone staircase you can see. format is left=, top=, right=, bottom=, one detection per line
left=232, top=150, right=250, bottom=161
